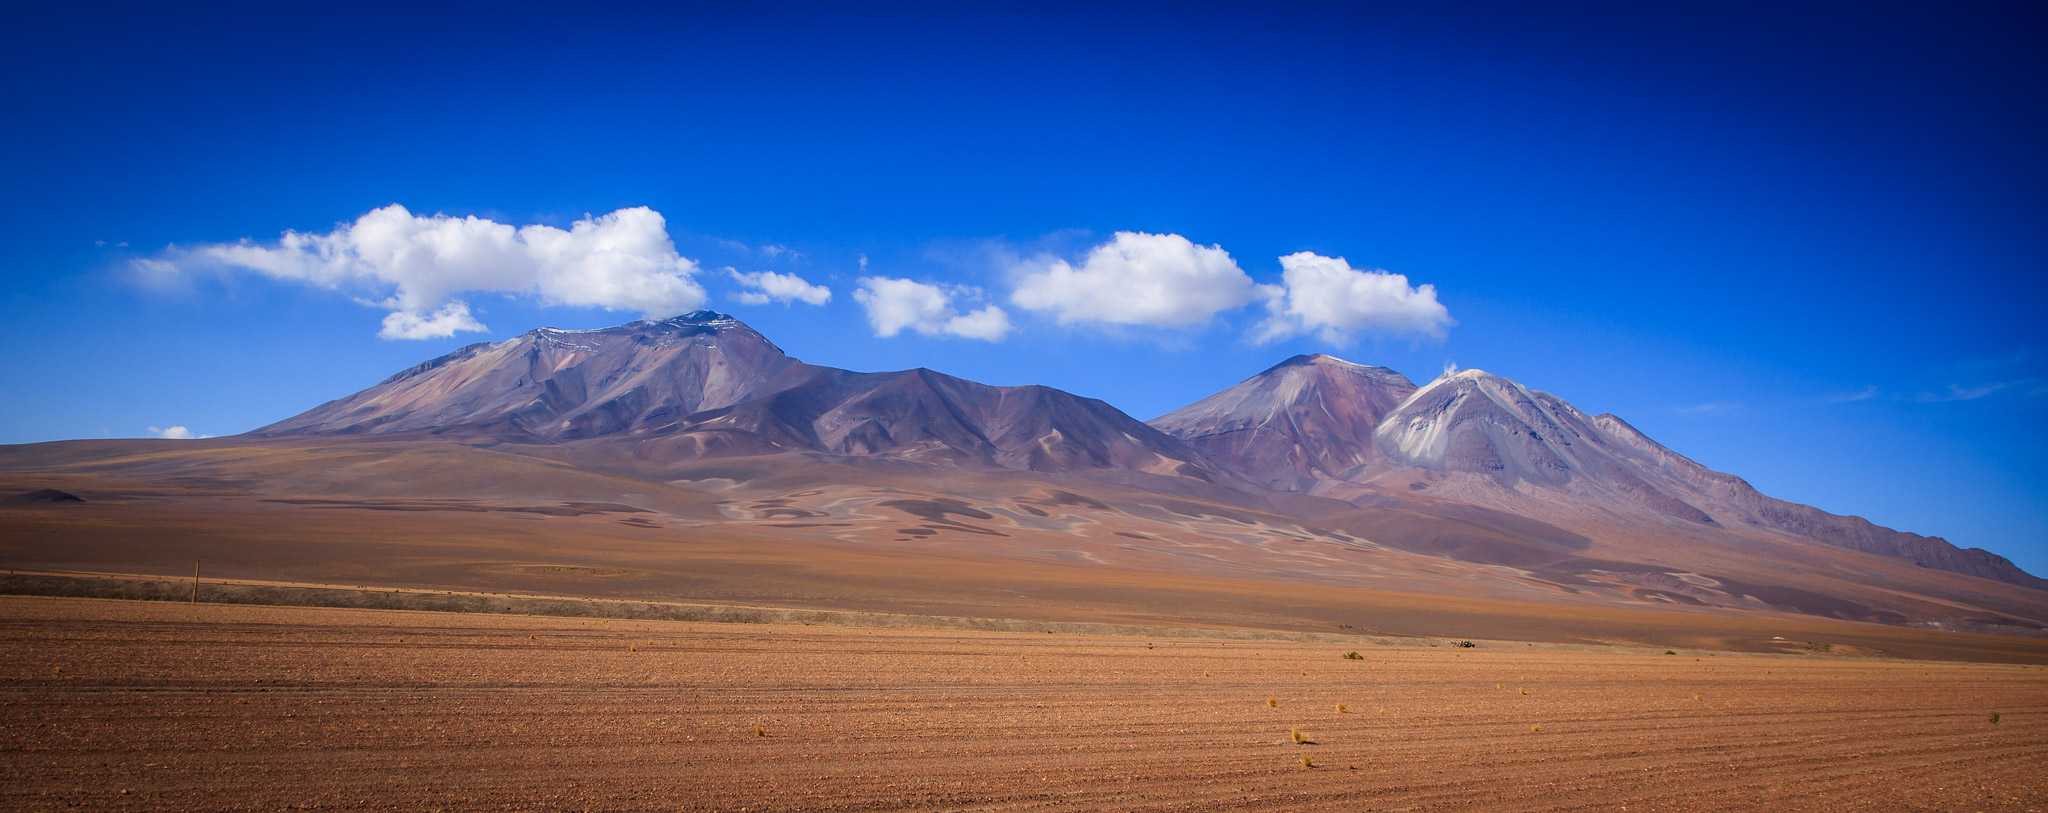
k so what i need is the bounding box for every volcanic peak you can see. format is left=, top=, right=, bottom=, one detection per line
left=519, top=310, right=788, bottom=356
left=1272, top=353, right=1404, bottom=377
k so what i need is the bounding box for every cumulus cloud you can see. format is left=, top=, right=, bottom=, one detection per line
left=1010, top=232, right=1263, bottom=328
left=156, top=204, right=707, bottom=338
left=1252, top=252, right=1453, bottom=344
left=727, top=269, right=831, bottom=306
left=852, top=277, right=1011, bottom=341
left=379, top=301, right=487, bottom=340
left=148, top=425, right=213, bottom=439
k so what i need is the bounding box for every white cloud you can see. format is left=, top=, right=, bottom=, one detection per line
left=129, top=257, right=184, bottom=290
left=379, top=301, right=487, bottom=340
left=727, top=269, right=830, bottom=306
left=1251, top=252, right=1452, bottom=344
left=148, top=425, right=213, bottom=439
left=941, top=304, right=1013, bottom=341
left=1010, top=232, right=1261, bottom=328
left=163, top=204, right=706, bottom=338
left=852, top=277, right=1011, bottom=341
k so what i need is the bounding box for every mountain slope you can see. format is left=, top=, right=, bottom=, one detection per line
left=256, top=311, right=1231, bottom=484
left=255, top=312, right=805, bottom=440
left=4, top=317, right=2044, bottom=646
left=1158, top=362, right=2045, bottom=591
left=1150, top=355, right=1417, bottom=492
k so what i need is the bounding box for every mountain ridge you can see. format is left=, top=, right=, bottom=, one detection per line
left=10, top=310, right=2036, bottom=645
left=1154, top=361, right=2042, bottom=590
left=255, top=311, right=1236, bottom=487
left=248, top=311, right=2038, bottom=591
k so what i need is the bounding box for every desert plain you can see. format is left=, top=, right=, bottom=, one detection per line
left=3, top=594, right=2044, bottom=812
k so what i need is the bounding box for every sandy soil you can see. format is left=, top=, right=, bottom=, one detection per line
left=8, top=490, right=2048, bottom=663
left=3, top=596, right=2043, bottom=812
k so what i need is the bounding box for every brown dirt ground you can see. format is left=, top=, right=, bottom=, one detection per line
left=3, top=596, right=2044, bottom=812
left=8, top=493, right=2048, bottom=663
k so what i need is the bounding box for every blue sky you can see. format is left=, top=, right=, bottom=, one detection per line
left=4, top=2, right=2044, bottom=574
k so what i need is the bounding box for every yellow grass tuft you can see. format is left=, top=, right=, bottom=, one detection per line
left=1531, top=724, right=1541, bottom=733
left=754, top=726, right=766, bottom=737
left=1291, top=728, right=1309, bottom=744
left=1519, top=688, right=1529, bottom=696
left=1989, top=711, right=2001, bottom=724
left=1267, top=698, right=1278, bottom=708
left=1336, top=703, right=1350, bottom=713
left=1694, top=694, right=1703, bottom=702
left=1300, top=755, right=1316, bottom=768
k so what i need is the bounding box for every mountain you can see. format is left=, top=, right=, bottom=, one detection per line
left=1155, top=363, right=2046, bottom=591
left=1150, top=355, right=1418, bottom=492
left=4, top=314, right=2042, bottom=653
left=256, top=311, right=1228, bottom=484
left=254, top=312, right=804, bottom=440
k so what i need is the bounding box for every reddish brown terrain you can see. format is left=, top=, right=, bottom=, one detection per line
left=3, top=596, right=2043, bottom=812
left=4, top=312, right=2041, bottom=650
left=5, top=311, right=2048, bottom=808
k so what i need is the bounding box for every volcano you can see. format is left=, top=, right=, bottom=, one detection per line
left=1154, top=361, right=2044, bottom=591
left=2, top=313, right=2042, bottom=654
left=254, top=311, right=1227, bottom=485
